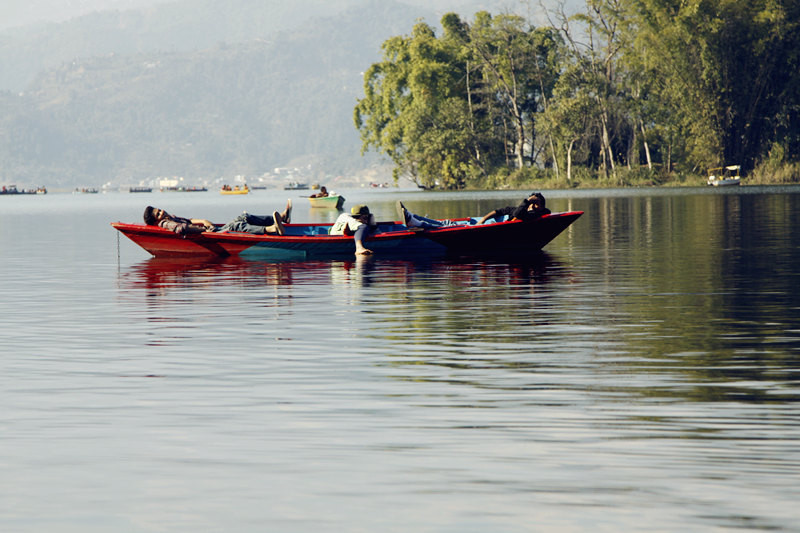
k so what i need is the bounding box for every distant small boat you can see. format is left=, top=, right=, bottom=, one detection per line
left=284, top=181, right=309, bottom=190
left=220, top=185, right=250, bottom=195
left=74, top=187, right=99, bottom=194
left=129, top=186, right=153, bottom=193
left=1, top=185, right=45, bottom=195
left=707, top=165, right=741, bottom=186
left=308, top=194, right=345, bottom=209
left=161, top=186, right=208, bottom=192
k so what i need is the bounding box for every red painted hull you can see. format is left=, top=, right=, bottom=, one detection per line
left=111, top=211, right=583, bottom=259
left=422, top=212, right=584, bottom=254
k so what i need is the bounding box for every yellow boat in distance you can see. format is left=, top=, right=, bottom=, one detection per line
left=707, top=165, right=741, bottom=186
left=220, top=184, right=250, bottom=195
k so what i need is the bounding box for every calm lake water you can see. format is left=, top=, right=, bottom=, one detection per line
left=1, top=186, right=799, bottom=532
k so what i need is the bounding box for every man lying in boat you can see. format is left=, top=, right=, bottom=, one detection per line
left=143, top=206, right=216, bottom=235
left=330, top=204, right=377, bottom=255
left=396, top=192, right=551, bottom=230
left=143, top=199, right=292, bottom=236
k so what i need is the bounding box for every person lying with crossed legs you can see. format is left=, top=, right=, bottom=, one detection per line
left=144, top=199, right=292, bottom=236
left=395, top=193, right=551, bottom=230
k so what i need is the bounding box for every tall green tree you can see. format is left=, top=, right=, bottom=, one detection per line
left=624, top=0, right=800, bottom=170
left=541, top=63, right=598, bottom=182
left=467, top=12, right=539, bottom=169
left=529, top=26, right=568, bottom=177
left=355, top=12, right=564, bottom=189
left=354, top=21, right=479, bottom=189
left=546, top=0, right=635, bottom=179
left=442, top=12, right=565, bottom=176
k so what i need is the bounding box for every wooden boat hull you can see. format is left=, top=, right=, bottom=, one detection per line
left=423, top=212, right=584, bottom=254
left=220, top=189, right=250, bottom=194
left=708, top=178, right=740, bottom=186
left=112, top=211, right=583, bottom=259
left=308, top=195, right=345, bottom=209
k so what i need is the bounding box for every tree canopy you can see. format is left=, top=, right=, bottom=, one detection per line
left=355, top=1, right=800, bottom=188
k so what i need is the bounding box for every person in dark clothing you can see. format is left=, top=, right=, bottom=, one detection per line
left=309, top=186, right=329, bottom=198
left=396, top=193, right=551, bottom=230
left=477, top=192, right=550, bottom=224
left=143, top=206, right=215, bottom=235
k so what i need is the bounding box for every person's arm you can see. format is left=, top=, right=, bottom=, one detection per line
left=478, top=210, right=498, bottom=225
left=510, top=199, right=531, bottom=221
left=189, top=218, right=215, bottom=231
left=159, top=217, right=209, bottom=234
left=352, top=224, right=373, bottom=255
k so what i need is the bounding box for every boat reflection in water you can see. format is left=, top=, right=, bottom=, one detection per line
left=117, top=252, right=573, bottom=354
left=118, top=253, right=568, bottom=309
left=116, top=252, right=574, bottom=360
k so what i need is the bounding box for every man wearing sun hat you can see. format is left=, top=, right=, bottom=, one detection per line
left=330, top=204, right=377, bottom=255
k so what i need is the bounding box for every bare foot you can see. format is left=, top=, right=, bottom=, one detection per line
left=356, top=247, right=373, bottom=255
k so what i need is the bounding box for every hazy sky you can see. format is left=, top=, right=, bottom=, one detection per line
left=0, top=0, right=167, bottom=30
left=0, top=0, right=572, bottom=31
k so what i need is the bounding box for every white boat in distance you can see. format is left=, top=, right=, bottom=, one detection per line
left=707, top=165, right=741, bottom=186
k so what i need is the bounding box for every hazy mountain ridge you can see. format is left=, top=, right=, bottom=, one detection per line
left=1, top=0, right=518, bottom=93
left=0, top=0, right=366, bottom=93
left=0, top=0, right=439, bottom=187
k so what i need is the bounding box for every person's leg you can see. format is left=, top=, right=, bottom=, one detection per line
left=219, top=213, right=279, bottom=234
left=217, top=213, right=249, bottom=233
left=410, top=213, right=461, bottom=228
left=272, top=211, right=285, bottom=235
left=396, top=201, right=453, bottom=229
left=281, top=199, right=292, bottom=223
left=248, top=212, right=285, bottom=234
left=244, top=213, right=275, bottom=226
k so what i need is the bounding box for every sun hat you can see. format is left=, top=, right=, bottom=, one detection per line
left=351, top=205, right=370, bottom=216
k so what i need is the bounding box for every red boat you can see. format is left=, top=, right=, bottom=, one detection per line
left=111, top=211, right=583, bottom=259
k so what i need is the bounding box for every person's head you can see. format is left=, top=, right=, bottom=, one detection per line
left=143, top=205, right=166, bottom=225
left=320, top=186, right=327, bottom=193
left=351, top=204, right=370, bottom=220
left=527, top=192, right=546, bottom=210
